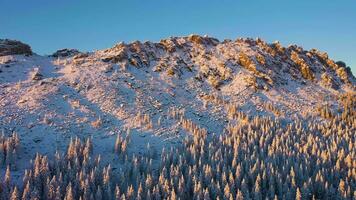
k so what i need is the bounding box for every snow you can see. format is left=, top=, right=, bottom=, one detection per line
left=0, top=36, right=354, bottom=179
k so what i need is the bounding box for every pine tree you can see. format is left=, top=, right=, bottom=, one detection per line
left=145, top=174, right=153, bottom=191
left=296, top=187, right=302, bottom=200
left=64, top=183, right=74, bottom=200
left=55, top=186, right=62, bottom=200
left=10, top=186, right=19, bottom=200
left=5, top=144, right=13, bottom=166
left=0, top=142, right=4, bottom=166
left=96, top=186, right=103, bottom=200
left=126, top=185, right=134, bottom=200
left=4, top=165, right=11, bottom=186
left=223, top=184, right=231, bottom=200
left=114, top=134, right=122, bottom=154
left=136, top=184, right=143, bottom=200
left=203, top=188, right=211, bottom=200
left=338, top=179, right=346, bottom=199
left=254, top=174, right=262, bottom=200
left=30, top=188, right=40, bottom=200
left=115, top=185, right=121, bottom=200
left=236, top=190, right=243, bottom=200
left=153, top=186, right=161, bottom=200
left=144, top=190, right=151, bottom=200
left=170, top=189, right=177, bottom=200
left=21, top=181, right=31, bottom=200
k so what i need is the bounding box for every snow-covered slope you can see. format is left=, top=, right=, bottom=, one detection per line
left=0, top=36, right=355, bottom=174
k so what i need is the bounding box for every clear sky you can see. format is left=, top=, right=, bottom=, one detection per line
left=0, top=0, right=355, bottom=73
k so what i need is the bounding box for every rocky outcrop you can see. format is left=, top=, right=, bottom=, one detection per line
left=0, top=39, right=32, bottom=56
left=99, top=36, right=354, bottom=90
left=51, top=48, right=80, bottom=57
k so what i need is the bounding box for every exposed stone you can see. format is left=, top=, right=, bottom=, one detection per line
left=51, top=48, right=80, bottom=57
left=187, top=34, right=219, bottom=46
left=73, top=53, right=89, bottom=60
left=0, top=39, right=32, bottom=56
left=336, top=61, right=355, bottom=80
left=31, top=68, right=43, bottom=80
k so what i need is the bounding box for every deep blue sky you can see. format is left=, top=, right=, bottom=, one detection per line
left=0, top=0, right=355, bottom=72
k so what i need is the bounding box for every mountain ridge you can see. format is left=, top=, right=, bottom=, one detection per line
left=0, top=36, right=355, bottom=199
left=0, top=35, right=355, bottom=176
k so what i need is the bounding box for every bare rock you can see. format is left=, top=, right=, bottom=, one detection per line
left=73, top=53, right=89, bottom=59
left=31, top=68, right=43, bottom=80
left=0, top=39, right=32, bottom=56
left=52, top=48, right=80, bottom=57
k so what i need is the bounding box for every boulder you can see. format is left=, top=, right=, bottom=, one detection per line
left=31, top=68, right=43, bottom=80
left=0, top=39, right=32, bottom=56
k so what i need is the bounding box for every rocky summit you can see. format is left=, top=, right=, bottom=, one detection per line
left=0, top=39, right=32, bottom=56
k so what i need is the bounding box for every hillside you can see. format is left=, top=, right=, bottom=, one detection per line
left=0, top=36, right=355, bottom=199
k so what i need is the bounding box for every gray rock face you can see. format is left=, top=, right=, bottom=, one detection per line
left=0, top=39, right=32, bottom=56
